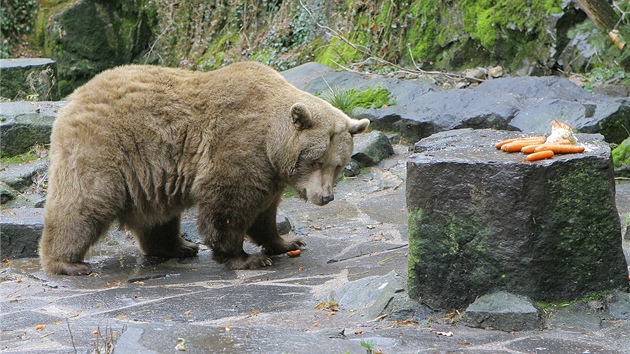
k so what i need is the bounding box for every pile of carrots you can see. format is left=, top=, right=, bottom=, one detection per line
left=495, top=136, right=585, bottom=161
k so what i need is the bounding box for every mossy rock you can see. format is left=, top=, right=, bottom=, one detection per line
left=34, top=0, right=153, bottom=96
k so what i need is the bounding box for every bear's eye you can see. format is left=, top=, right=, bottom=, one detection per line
left=311, top=162, right=322, bottom=170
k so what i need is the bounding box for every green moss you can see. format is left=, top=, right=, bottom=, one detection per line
left=0, top=149, right=41, bottom=164
left=407, top=207, right=497, bottom=302
left=531, top=160, right=625, bottom=296
left=612, top=139, right=630, bottom=168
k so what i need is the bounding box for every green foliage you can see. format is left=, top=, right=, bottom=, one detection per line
left=282, top=187, right=296, bottom=199
left=360, top=340, right=375, bottom=354
left=0, top=0, right=38, bottom=58
left=612, top=138, right=630, bottom=168
left=582, top=67, right=629, bottom=92
left=321, top=86, right=395, bottom=114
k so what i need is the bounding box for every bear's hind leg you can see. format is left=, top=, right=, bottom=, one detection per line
left=134, top=216, right=199, bottom=258
left=39, top=206, right=113, bottom=275
left=248, top=202, right=305, bottom=256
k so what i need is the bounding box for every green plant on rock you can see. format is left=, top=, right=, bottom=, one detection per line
left=612, top=138, right=630, bottom=168
left=321, top=85, right=395, bottom=114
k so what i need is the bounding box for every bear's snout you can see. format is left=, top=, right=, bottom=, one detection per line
left=321, top=194, right=334, bottom=205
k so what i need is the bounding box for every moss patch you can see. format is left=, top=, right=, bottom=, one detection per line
left=407, top=207, right=498, bottom=306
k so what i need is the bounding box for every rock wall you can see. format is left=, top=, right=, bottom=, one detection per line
left=27, top=0, right=613, bottom=96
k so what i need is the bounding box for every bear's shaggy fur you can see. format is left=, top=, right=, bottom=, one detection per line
left=39, top=62, right=369, bottom=275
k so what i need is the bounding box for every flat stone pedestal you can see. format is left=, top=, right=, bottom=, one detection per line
left=406, top=128, right=628, bottom=310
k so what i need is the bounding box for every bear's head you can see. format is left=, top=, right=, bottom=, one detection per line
left=269, top=101, right=370, bottom=206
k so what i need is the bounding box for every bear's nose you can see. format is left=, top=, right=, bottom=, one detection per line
left=321, top=194, right=334, bottom=205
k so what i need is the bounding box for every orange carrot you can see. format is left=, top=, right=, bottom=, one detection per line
left=526, top=150, right=554, bottom=161
left=501, top=137, right=547, bottom=152
left=534, top=144, right=585, bottom=154
left=287, top=249, right=301, bottom=257
left=495, top=136, right=546, bottom=149
left=520, top=144, right=543, bottom=154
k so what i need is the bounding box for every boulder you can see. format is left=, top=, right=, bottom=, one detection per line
left=0, top=58, right=59, bottom=101
left=0, top=101, right=64, bottom=157
left=351, top=131, right=395, bottom=167
left=407, top=129, right=628, bottom=310
left=35, top=0, right=152, bottom=96
left=463, top=291, right=543, bottom=332
left=475, top=76, right=630, bottom=144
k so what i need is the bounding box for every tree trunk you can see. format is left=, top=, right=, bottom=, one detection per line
left=576, top=0, right=619, bottom=30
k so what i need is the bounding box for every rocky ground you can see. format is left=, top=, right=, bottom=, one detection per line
left=1, top=140, right=630, bottom=353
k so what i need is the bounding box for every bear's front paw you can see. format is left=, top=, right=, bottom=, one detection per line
left=225, top=254, right=273, bottom=270
left=262, top=238, right=306, bottom=255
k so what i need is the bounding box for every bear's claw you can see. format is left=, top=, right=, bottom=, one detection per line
left=225, top=254, right=273, bottom=270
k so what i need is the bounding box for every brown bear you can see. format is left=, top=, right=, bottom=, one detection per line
left=39, top=62, right=369, bottom=275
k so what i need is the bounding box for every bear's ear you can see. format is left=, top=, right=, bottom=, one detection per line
left=348, top=118, right=370, bottom=135
left=290, top=103, right=314, bottom=130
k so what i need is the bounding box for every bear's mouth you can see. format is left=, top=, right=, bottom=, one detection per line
left=297, top=188, right=308, bottom=201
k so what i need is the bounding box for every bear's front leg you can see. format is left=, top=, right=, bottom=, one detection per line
left=197, top=209, right=273, bottom=269
left=247, top=200, right=305, bottom=255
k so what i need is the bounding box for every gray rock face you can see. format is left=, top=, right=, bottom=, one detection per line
left=0, top=101, right=65, bottom=157
left=475, top=77, right=630, bottom=144
left=463, top=292, right=543, bottom=332
left=284, top=63, right=630, bottom=145
left=0, top=208, right=44, bottom=258
left=407, top=129, right=628, bottom=310
left=0, top=58, right=59, bottom=101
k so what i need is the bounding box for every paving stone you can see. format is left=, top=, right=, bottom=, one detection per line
left=334, top=271, right=404, bottom=320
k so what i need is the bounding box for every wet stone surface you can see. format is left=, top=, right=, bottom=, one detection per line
left=1, top=143, right=630, bottom=353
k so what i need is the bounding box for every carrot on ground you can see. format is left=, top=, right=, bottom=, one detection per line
left=287, top=250, right=301, bottom=257
left=495, top=136, right=546, bottom=149
left=526, top=150, right=554, bottom=161
left=533, top=144, right=585, bottom=154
